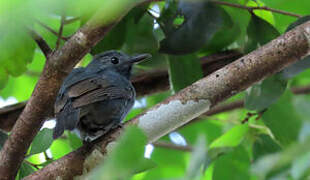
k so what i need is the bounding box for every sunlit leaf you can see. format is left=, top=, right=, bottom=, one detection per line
left=67, top=131, right=82, bottom=150
left=50, top=139, right=72, bottom=159
left=210, top=124, right=249, bottom=148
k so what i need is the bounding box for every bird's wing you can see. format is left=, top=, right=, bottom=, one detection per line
left=55, top=68, right=98, bottom=114
left=69, top=75, right=133, bottom=108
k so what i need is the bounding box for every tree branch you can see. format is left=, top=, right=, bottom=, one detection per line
left=0, top=0, right=146, bottom=179
left=27, top=29, right=52, bottom=58
left=25, top=20, right=310, bottom=180
left=36, top=20, right=70, bottom=41
left=211, top=0, right=303, bottom=18
left=55, top=14, right=66, bottom=50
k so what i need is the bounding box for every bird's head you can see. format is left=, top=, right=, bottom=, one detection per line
left=87, top=50, right=151, bottom=79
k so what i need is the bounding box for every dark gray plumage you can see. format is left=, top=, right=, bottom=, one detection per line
left=53, top=50, right=151, bottom=141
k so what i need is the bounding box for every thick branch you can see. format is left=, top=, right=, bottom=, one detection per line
left=28, top=29, right=52, bottom=58
left=25, top=20, right=310, bottom=180
left=0, top=1, right=145, bottom=179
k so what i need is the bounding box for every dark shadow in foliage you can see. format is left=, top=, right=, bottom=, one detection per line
left=159, top=0, right=223, bottom=55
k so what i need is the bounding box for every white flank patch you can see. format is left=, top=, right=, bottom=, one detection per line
left=138, top=99, right=211, bottom=143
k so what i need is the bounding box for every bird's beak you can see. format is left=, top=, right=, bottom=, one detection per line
left=129, top=53, right=152, bottom=64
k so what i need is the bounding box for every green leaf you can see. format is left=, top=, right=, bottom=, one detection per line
left=245, top=14, right=280, bottom=53
left=136, top=52, right=168, bottom=70
left=50, top=139, right=72, bottom=159
left=66, top=131, right=82, bottom=150
left=262, top=91, right=302, bottom=147
left=292, top=95, right=310, bottom=121
left=0, top=51, right=44, bottom=100
left=87, top=126, right=156, bottom=179
left=202, top=8, right=241, bottom=52
left=291, top=151, right=310, bottom=180
left=29, top=128, right=53, bottom=155
left=90, top=17, right=127, bottom=54
left=168, top=54, right=203, bottom=93
left=146, top=91, right=171, bottom=108
left=179, top=119, right=222, bottom=145
left=0, top=67, right=8, bottom=89
left=0, top=29, right=35, bottom=77
left=252, top=138, right=310, bottom=179
left=286, top=15, right=310, bottom=32
left=0, top=131, right=8, bottom=150
left=0, top=1, right=36, bottom=77
left=17, top=162, right=35, bottom=179
left=143, top=145, right=187, bottom=180
left=210, top=124, right=249, bottom=148
left=252, top=134, right=282, bottom=161
left=123, top=14, right=159, bottom=54
left=184, top=136, right=207, bottom=180
left=213, top=146, right=251, bottom=180
left=159, top=0, right=223, bottom=54
left=245, top=74, right=288, bottom=111
left=281, top=56, right=310, bottom=79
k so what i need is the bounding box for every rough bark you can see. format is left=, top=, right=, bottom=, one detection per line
left=25, top=20, right=310, bottom=180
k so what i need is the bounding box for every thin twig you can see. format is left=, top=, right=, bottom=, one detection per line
left=152, top=141, right=193, bottom=152
left=291, top=85, right=310, bottom=94
left=36, top=20, right=70, bottom=41
left=211, top=0, right=302, bottom=18
left=56, top=14, right=66, bottom=50
left=27, top=29, right=52, bottom=58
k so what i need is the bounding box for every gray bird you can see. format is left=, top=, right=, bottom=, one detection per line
left=53, top=50, right=151, bottom=141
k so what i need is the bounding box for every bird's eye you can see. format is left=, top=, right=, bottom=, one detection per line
left=111, top=57, right=119, bottom=64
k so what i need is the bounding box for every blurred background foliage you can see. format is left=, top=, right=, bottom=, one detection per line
left=0, top=0, right=310, bottom=179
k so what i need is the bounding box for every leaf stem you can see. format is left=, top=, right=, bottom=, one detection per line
left=35, top=20, right=70, bottom=41
left=27, top=28, right=52, bottom=58
left=211, top=0, right=302, bottom=18
left=56, top=14, right=66, bottom=50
